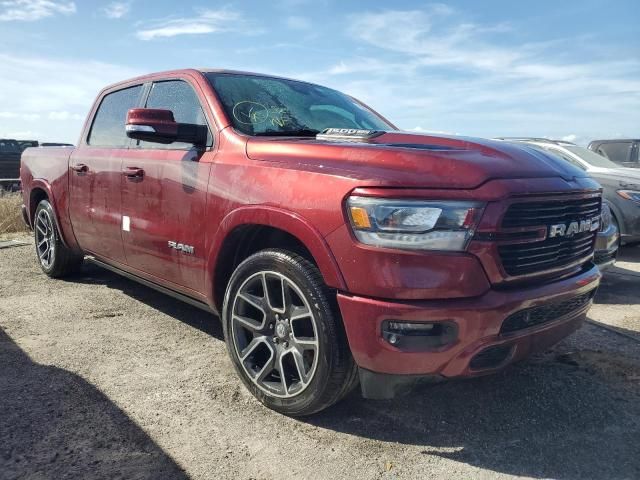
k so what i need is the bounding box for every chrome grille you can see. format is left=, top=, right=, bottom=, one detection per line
left=499, top=232, right=596, bottom=276
left=499, top=196, right=600, bottom=276
left=501, top=197, right=601, bottom=228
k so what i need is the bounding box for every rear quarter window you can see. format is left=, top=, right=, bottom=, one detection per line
left=88, top=85, right=143, bottom=147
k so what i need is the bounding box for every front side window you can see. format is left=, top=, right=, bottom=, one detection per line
left=138, top=80, right=210, bottom=150
left=88, top=85, right=143, bottom=147
left=206, top=73, right=392, bottom=136
left=597, top=142, right=633, bottom=164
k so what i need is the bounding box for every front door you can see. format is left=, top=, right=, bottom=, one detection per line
left=120, top=79, right=213, bottom=292
left=69, top=84, right=144, bottom=264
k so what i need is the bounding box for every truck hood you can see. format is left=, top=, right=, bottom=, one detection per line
left=246, top=131, right=587, bottom=189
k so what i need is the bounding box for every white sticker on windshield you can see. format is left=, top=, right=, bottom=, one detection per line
left=122, top=215, right=130, bottom=232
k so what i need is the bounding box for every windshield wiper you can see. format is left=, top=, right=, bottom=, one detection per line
left=254, top=129, right=320, bottom=137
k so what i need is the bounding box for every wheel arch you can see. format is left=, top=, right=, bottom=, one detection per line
left=207, top=206, right=346, bottom=312
left=28, top=180, right=75, bottom=249
left=607, top=200, right=626, bottom=236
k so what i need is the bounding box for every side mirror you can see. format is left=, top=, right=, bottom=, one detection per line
left=125, top=108, right=207, bottom=147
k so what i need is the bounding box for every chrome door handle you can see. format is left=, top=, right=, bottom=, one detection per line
left=123, top=167, right=145, bottom=179
left=70, top=163, right=88, bottom=173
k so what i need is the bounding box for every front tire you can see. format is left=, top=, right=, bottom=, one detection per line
left=222, top=249, right=357, bottom=416
left=33, top=200, right=83, bottom=278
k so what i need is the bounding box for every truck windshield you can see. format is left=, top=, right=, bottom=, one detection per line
left=206, top=73, right=393, bottom=136
left=564, top=146, right=622, bottom=169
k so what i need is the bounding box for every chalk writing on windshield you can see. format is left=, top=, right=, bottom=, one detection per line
left=232, top=101, right=291, bottom=128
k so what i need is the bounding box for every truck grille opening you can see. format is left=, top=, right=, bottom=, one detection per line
left=500, top=290, right=596, bottom=334
left=469, top=345, right=513, bottom=370
left=501, top=197, right=601, bottom=228
left=499, top=232, right=596, bottom=276
left=498, top=196, right=600, bottom=276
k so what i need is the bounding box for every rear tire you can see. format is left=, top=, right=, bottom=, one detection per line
left=222, top=249, right=357, bottom=416
left=34, top=200, right=83, bottom=278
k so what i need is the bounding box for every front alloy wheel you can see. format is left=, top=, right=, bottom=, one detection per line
left=222, top=249, right=357, bottom=416
left=231, top=271, right=319, bottom=398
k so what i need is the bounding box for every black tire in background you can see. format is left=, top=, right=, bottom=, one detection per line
left=222, top=249, right=358, bottom=416
left=33, top=200, right=83, bottom=278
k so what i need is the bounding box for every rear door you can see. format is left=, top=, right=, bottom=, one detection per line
left=120, top=78, right=214, bottom=292
left=69, top=85, right=144, bottom=263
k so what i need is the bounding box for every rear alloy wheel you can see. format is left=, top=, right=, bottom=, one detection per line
left=35, top=207, right=56, bottom=270
left=33, top=200, right=83, bottom=278
left=222, top=249, right=357, bottom=416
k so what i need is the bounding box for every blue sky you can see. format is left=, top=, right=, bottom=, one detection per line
left=0, top=0, right=638, bottom=144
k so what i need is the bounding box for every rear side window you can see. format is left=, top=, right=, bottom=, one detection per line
left=596, top=142, right=633, bottom=164
left=88, top=85, right=143, bottom=147
left=138, top=80, right=210, bottom=150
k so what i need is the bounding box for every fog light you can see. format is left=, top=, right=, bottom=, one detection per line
left=382, top=320, right=458, bottom=351
left=387, top=321, right=435, bottom=334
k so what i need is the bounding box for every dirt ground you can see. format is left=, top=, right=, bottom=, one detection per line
left=1, top=237, right=639, bottom=480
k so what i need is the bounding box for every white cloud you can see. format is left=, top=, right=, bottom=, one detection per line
left=410, top=126, right=457, bottom=135
left=310, top=6, right=640, bottom=140
left=0, top=53, right=139, bottom=142
left=285, top=16, right=310, bottom=30
left=561, top=134, right=578, bottom=143
left=48, top=111, right=84, bottom=120
left=0, top=0, right=75, bottom=21
left=0, top=111, right=40, bottom=120
left=102, top=1, right=129, bottom=19
left=136, top=8, right=249, bottom=40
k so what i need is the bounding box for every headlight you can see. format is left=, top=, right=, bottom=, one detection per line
left=617, top=190, right=640, bottom=204
left=347, top=196, right=484, bottom=251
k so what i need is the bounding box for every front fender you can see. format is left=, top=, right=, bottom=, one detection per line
left=206, top=205, right=346, bottom=306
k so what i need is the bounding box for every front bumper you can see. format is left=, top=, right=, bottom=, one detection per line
left=337, top=263, right=600, bottom=396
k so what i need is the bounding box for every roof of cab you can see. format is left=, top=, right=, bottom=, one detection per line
left=98, top=68, right=324, bottom=96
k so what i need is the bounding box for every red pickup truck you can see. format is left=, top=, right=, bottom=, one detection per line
left=21, top=69, right=602, bottom=416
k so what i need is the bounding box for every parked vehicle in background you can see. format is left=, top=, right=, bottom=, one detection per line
left=594, top=202, right=618, bottom=268
left=588, top=139, right=639, bottom=168
left=0, top=138, right=22, bottom=191
left=498, top=138, right=640, bottom=246
left=17, top=140, right=39, bottom=151
left=21, top=69, right=603, bottom=416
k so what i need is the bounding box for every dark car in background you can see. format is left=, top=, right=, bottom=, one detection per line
left=40, top=142, right=74, bottom=147
left=588, top=139, right=639, bottom=169
left=0, top=139, right=22, bottom=190
left=17, top=140, right=39, bottom=151
left=499, top=138, right=640, bottom=247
